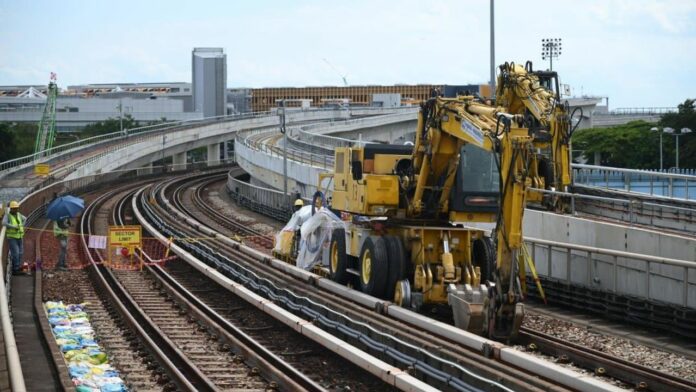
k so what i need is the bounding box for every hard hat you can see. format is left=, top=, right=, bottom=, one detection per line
left=9, top=201, right=19, bottom=209
left=294, top=199, right=304, bottom=207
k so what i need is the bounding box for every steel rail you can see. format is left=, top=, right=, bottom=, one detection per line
left=135, top=186, right=443, bottom=392
left=147, top=173, right=624, bottom=392
left=145, top=179, right=509, bottom=392
left=114, top=187, right=322, bottom=392
left=518, top=329, right=696, bottom=392
left=80, top=187, right=217, bottom=391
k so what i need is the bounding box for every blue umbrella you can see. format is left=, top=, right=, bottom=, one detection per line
left=46, top=195, right=85, bottom=220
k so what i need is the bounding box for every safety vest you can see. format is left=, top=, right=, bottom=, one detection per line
left=6, top=213, right=24, bottom=239
left=54, top=221, right=69, bottom=238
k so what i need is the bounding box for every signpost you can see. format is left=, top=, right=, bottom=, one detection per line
left=108, top=225, right=142, bottom=269
left=34, top=164, right=50, bottom=176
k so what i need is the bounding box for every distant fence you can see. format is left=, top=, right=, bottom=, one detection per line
left=573, top=164, right=696, bottom=200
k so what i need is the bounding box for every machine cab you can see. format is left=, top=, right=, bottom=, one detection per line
left=449, top=144, right=500, bottom=213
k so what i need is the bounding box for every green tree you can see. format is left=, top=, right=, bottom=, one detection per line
left=572, top=99, right=696, bottom=169
left=80, top=114, right=140, bottom=138
left=0, top=123, right=17, bottom=162
left=572, top=121, right=660, bottom=169
left=0, top=122, right=39, bottom=161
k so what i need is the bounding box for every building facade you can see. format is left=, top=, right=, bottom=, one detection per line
left=249, top=84, right=491, bottom=112
left=192, top=48, right=227, bottom=117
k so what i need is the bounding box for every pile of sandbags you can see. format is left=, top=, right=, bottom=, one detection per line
left=45, top=301, right=127, bottom=392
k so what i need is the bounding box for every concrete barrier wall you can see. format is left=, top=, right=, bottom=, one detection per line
left=237, top=111, right=419, bottom=198
left=65, top=109, right=350, bottom=180
left=235, top=138, right=328, bottom=197
left=525, top=210, right=696, bottom=307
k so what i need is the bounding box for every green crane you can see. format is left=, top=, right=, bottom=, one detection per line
left=34, top=73, right=58, bottom=158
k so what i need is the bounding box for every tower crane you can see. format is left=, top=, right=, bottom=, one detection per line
left=34, top=73, right=58, bottom=159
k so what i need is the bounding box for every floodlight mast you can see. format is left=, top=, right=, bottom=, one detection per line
left=541, top=38, right=562, bottom=71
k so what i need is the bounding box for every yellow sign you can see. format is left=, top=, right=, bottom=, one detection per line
left=34, top=164, right=50, bottom=176
left=108, top=225, right=142, bottom=247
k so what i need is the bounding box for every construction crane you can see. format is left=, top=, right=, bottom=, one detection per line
left=34, top=73, right=58, bottom=159
left=322, top=58, right=348, bottom=86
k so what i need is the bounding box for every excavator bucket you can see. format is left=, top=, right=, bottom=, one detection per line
left=448, top=283, right=525, bottom=340
left=447, top=284, right=488, bottom=335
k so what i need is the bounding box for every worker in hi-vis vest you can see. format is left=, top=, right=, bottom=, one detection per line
left=53, top=218, right=70, bottom=271
left=2, top=201, right=26, bottom=275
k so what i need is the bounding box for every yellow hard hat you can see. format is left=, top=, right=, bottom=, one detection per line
left=294, top=199, right=304, bottom=207
left=9, top=201, right=19, bottom=209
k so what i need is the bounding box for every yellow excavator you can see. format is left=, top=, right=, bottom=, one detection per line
left=496, top=61, right=579, bottom=210
left=277, top=61, right=574, bottom=340
left=313, top=92, right=540, bottom=339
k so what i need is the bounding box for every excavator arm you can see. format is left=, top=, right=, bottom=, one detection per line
left=496, top=62, right=576, bottom=210
left=410, top=96, right=534, bottom=339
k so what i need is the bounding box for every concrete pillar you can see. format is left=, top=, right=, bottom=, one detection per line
left=136, top=163, right=153, bottom=176
left=207, top=143, right=221, bottom=167
left=221, top=141, right=228, bottom=162
left=172, top=152, right=187, bottom=171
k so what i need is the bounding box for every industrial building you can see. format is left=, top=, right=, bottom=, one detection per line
left=0, top=82, right=201, bottom=132
left=249, top=84, right=492, bottom=112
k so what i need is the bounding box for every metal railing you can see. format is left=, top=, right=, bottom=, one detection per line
left=296, top=110, right=417, bottom=147
left=603, top=107, right=677, bottom=115
left=572, top=164, right=696, bottom=201
left=226, top=173, right=295, bottom=222
left=236, top=128, right=334, bottom=170
left=525, top=236, right=695, bottom=308
left=1, top=106, right=412, bottom=178
left=530, top=187, right=696, bottom=225
left=0, top=111, right=276, bottom=175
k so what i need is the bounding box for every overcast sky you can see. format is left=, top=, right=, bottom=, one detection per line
left=1, top=0, right=694, bottom=108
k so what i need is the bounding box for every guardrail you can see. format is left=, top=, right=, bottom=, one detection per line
left=605, top=107, right=676, bottom=115
left=0, top=111, right=276, bottom=177
left=295, top=110, right=417, bottom=149
left=0, top=106, right=410, bottom=177
left=524, top=236, right=695, bottom=308
left=236, top=128, right=334, bottom=170
left=226, top=173, right=295, bottom=222
left=572, top=164, right=696, bottom=201
left=530, top=187, right=696, bottom=230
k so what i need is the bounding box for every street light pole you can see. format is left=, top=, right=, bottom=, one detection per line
left=118, top=99, right=123, bottom=135
left=489, top=0, right=495, bottom=97
left=651, top=126, right=666, bottom=171
left=659, top=132, right=663, bottom=170
left=279, top=100, right=288, bottom=197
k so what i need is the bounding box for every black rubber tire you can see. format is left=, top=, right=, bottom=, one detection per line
left=385, top=236, right=407, bottom=300
left=472, top=237, right=495, bottom=283
left=359, top=236, right=389, bottom=298
left=329, top=228, right=349, bottom=284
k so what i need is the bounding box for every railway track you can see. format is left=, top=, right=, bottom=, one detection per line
left=191, top=170, right=696, bottom=392
left=517, top=328, right=696, bottom=392
left=76, top=180, right=323, bottom=391
left=138, top=172, right=591, bottom=392
left=183, top=174, right=274, bottom=250
left=81, top=186, right=221, bottom=391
